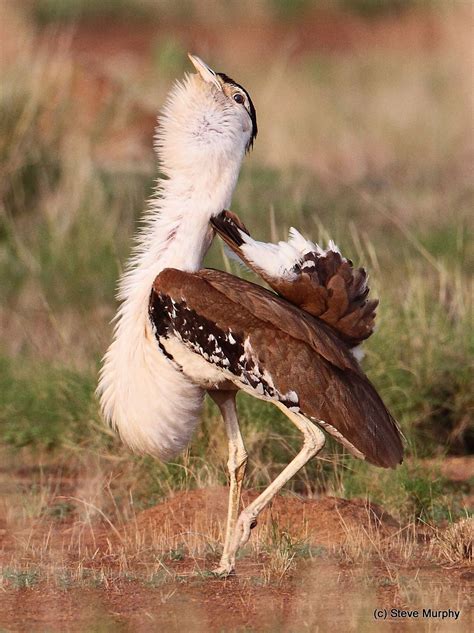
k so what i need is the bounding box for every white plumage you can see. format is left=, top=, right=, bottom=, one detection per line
left=98, top=64, right=252, bottom=459
left=236, top=226, right=343, bottom=281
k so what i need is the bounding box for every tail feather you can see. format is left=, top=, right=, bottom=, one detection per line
left=211, top=210, right=378, bottom=347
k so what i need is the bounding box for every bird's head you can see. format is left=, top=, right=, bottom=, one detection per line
left=187, top=54, right=257, bottom=153
left=155, top=54, right=257, bottom=183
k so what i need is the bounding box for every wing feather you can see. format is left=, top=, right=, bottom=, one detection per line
left=151, top=268, right=403, bottom=468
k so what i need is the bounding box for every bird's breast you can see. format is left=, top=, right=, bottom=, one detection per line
left=159, top=334, right=231, bottom=390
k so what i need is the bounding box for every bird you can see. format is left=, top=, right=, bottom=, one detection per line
left=98, top=54, right=403, bottom=577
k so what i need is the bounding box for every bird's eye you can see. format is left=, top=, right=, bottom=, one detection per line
left=233, top=93, right=245, bottom=104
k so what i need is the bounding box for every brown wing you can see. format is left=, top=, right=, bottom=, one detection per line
left=211, top=210, right=378, bottom=347
left=151, top=268, right=403, bottom=469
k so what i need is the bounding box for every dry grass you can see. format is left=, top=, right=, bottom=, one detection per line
left=1, top=470, right=470, bottom=592
left=434, top=518, right=473, bottom=565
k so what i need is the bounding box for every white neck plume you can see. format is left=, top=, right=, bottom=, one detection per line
left=98, top=71, right=248, bottom=459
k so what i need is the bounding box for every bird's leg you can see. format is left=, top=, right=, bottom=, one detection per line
left=208, top=389, right=248, bottom=576
left=227, top=406, right=325, bottom=562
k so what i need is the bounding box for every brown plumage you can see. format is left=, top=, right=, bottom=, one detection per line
left=150, top=267, right=403, bottom=468
left=211, top=210, right=378, bottom=347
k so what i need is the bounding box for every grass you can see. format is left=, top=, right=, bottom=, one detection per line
left=0, top=3, right=472, bottom=612
left=28, top=0, right=163, bottom=24
left=26, top=0, right=443, bottom=25
left=434, top=518, right=473, bottom=564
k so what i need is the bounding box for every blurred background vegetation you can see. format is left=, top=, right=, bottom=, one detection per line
left=0, top=0, right=472, bottom=527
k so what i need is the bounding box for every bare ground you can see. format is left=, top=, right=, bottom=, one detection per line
left=1, top=483, right=472, bottom=633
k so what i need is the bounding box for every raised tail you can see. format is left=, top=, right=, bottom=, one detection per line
left=211, top=210, right=378, bottom=348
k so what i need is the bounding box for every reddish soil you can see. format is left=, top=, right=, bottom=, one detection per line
left=432, top=456, right=474, bottom=483
left=1, top=487, right=472, bottom=632
left=63, top=9, right=452, bottom=64
left=132, top=486, right=400, bottom=548
left=3, top=563, right=470, bottom=633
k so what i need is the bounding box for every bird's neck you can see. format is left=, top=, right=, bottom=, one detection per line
left=144, top=190, right=212, bottom=273
left=153, top=162, right=241, bottom=269
left=118, top=160, right=242, bottom=304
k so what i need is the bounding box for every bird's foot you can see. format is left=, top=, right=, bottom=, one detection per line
left=214, top=513, right=259, bottom=577
left=211, top=560, right=235, bottom=578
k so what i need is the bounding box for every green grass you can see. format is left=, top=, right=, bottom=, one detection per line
left=1, top=567, right=40, bottom=589
left=29, top=0, right=162, bottom=24
left=337, top=459, right=467, bottom=523
left=0, top=356, right=97, bottom=450
left=27, top=0, right=443, bottom=25
left=336, top=0, right=439, bottom=18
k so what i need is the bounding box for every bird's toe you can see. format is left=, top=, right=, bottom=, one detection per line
left=211, top=562, right=235, bottom=578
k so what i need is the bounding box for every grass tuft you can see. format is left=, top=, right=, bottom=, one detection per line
left=435, top=518, right=473, bottom=564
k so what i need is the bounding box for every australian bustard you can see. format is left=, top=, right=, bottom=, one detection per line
left=98, top=55, right=403, bottom=576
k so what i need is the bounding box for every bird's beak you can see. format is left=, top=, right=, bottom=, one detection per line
left=188, top=54, right=222, bottom=91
